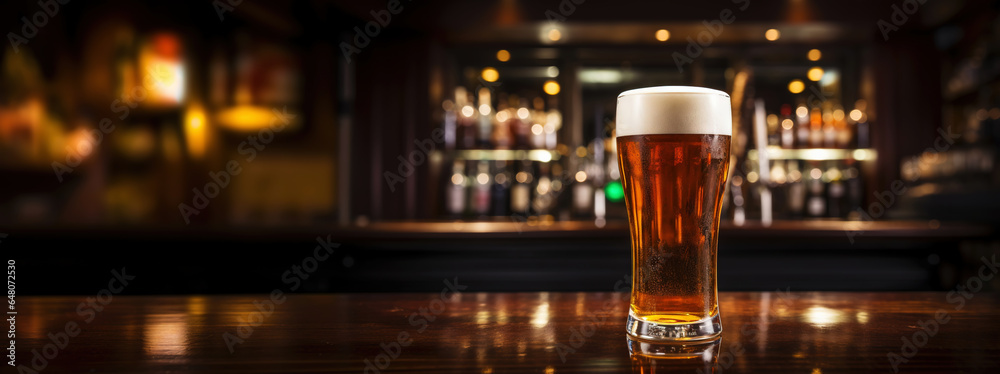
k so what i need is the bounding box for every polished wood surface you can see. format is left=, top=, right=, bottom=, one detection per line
left=16, top=292, right=999, bottom=373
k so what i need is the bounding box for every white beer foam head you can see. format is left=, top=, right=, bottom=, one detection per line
left=616, top=86, right=732, bottom=137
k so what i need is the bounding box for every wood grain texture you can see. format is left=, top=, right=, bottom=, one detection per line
left=14, top=292, right=1000, bottom=373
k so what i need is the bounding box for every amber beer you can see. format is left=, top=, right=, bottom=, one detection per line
left=616, top=86, right=731, bottom=341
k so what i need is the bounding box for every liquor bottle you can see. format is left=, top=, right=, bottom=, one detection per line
left=446, top=160, right=467, bottom=217
left=730, top=175, right=747, bottom=226
left=766, top=113, right=779, bottom=146
left=491, top=95, right=512, bottom=149
left=472, top=160, right=492, bottom=216
left=834, top=106, right=852, bottom=148
left=853, top=100, right=870, bottom=149
left=532, top=162, right=554, bottom=216
left=456, top=89, right=477, bottom=150
left=545, top=96, right=562, bottom=150
left=809, top=107, right=824, bottom=148
left=491, top=161, right=511, bottom=216
left=510, top=96, right=532, bottom=149
left=510, top=160, right=533, bottom=216
left=530, top=97, right=547, bottom=149
left=795, top=104, right=810, bottom=149
left=781, top=105, right=795, bottom=149
left=806, top=163, right=826, bottom=217
left=477, top=88, right=493, bottom=148
left=442, top=88, right=461, bottom=150
left=822, top=104, right=837, bottom=148
left=826, top=163, right=846, bottom=218
left=572, top=158, right=594, bottom=217
left=787, top=161, right=806, bottom=218
left=844, top=162, right=864, bottom=218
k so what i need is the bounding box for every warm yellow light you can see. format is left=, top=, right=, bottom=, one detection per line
left=575, top=171, right=587, bottom=183
left=461, top=106, right=475, bottom=117
left=547, top=28, right=562, bottom=41
left=139, top=33, right=186, bottom=106
left=853, top=149, right=869, bottom=161
left=807, top=67, right=825, bottom=82
left=215, top=105, right=276, bottom=131
left=451, top=173, right=465, bottom=185
left=796, top=106, right=808, bottom=117
left=543, top=80, right=560, bottom=95
left=496, top=49, right=510, bottom=62
left=782, top=119, right=794, bottom=130
left=833, top=109, right=845, bottom=121
left=655, top=29, right=670, bottom=42
left=481, top=67, right=499, bottom=83
left=746, top=171, right=759, bottom=183
left=766, top=114, right=779, bottom=127
left=479, top=104, right=491, bottom=115
left=477, top=173, right=489, bottom=185
left=575, top=146, right=587, bottom=158
left=788, top=79, right=805, bottom=94
left=765, top=29, right=780, bottom=41
left=808, top=49, right=822, bottom=61
left=531, top=124, right=544, bottom=135
left=496, top=110, right=510, bottom=122
left=517, top=108, right=530, bottom=119
left=849, top=109, right=863, bottom=122
left=184, top=105, right=208, bottom=158
left=68, top=128, right=94, bottom=158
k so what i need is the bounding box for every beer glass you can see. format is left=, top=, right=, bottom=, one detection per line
left=616, top=86, right=731, bottom=341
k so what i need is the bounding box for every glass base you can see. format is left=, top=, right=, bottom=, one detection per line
left=626, top=310, right=722, bottom=342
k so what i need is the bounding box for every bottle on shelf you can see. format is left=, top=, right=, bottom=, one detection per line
left=826, top=162, right=846, bottom=218
left=509, top=96, right=531, bottom=149
left=491, top=94, right=512, bottom=149
left=532, top=162, right=554, bottom=217
left=545, top=96, right=562, bottom=150
left=572, top=153, right=594, bottom=218
left=510, top=160, right=533, bottom=216
left=767, top=113, right=781, bottom=147
left=490, top=161, right=510, bottom=216
left=471, top=160, right=492, bottom=216
left=834, top=106, right=852, bottom=148
left=781, top=105, right=795, bottom=149
left=822, top=103, right=837, bottom=148
left=477, top=88, right=493, bottom=148
left=456, top=89, right=477, bottom=150
left=446, top=160, right=467, bottom=217
left=787, top=161, right=806, bottom=218
left=793, top=104, right=807, bottom=149
left=854, top=100, right=870, bottom=149
left=806, top=163, right=826, bottom=217
left=809, top=106, right=824, bottom=148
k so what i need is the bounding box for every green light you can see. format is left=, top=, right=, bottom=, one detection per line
left=605, top=180, right=624, bottom=202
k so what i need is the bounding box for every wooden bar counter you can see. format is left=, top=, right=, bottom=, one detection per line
left=15, top=291, right=999, bottom=373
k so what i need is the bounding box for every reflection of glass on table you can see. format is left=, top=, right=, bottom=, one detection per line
left=627, top=337, right=721, bottom=374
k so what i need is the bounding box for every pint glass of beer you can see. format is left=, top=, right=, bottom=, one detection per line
left=617, top=86, right=731, bottom=341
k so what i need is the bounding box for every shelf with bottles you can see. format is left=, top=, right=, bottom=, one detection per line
left=732, top=158, right=868, bottom=221
left=441, top=145, right=626, bottom=222
left=942, top=11, right=1000, bottom=102
left=732, top=95, right=876, bottom=222
left=759, top=101, right=873, bottom=151
left=441, top=85, right=563, bottom=152
left=901, top=105, right=1000, bottom=190
left=434, top=149, right=561, bottom=162
left=748, top=147, right=877, bottom=162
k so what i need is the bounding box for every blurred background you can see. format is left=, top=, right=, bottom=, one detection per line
left=2, top=0, right=998, bottom=294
